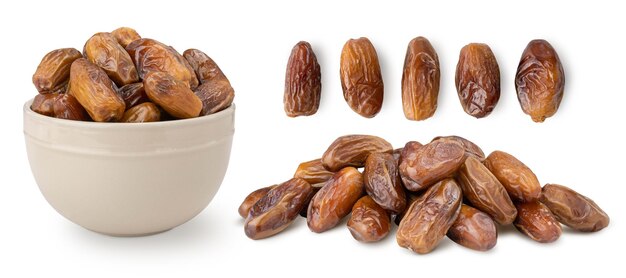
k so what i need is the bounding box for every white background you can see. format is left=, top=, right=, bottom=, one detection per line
left=1, top=0, right=624, bottom=277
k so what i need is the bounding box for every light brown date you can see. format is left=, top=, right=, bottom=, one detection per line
left=393, top=193, right=421, bottom=226
left=238, top=185, right=276, bottom=219
left=455, top=43, right=500, bottom=118
left=194, top=78, right=235, bottom=115
left=83, top=32, right=139, bottom=86
left=293, top=159, right=334, bottom=188
left=396, top=179, right=462, bottom=254
left=514, top=201, right=561, bottom=243
left=321, top=135, right=393, bottom=172
left=340, top=37, right=384, bottom=118
left=121, top=102, right=161, bottom=123
left=515, top=39, right=565, bottom=123
left=244, top=178, right=312, bottom=239
left=299, top=186, right=321, bottom=218
left=483, top=151, right=541, bottom=202
left=347, top=196, right=391, bottom=242
left=307, top=167, right=364, bottom=233
left=456, top=156, right=517, bottom=225
left=432, top=135, right=485, bottom=160
left=401, top=36, right=440, bottom=121
left=283, top=41, right=321, bottom=117
left=111, top=27, right=141, bottom=48
left=31, top=93, right=60, bottom=117
left=143, top=71, right=202, bottom=119
left=118, top=82, right=149, bottom=109
left=68, top=58, right=125, bottom=122
left=364, top=152, right=406, bottom=214
left=540, top=184, right=609, bottom=232
left=53, top=94, right=90, bottom=121
left=447, top=204, right=497, bottom=251
left=32, top=48, right=82, bottom=94
left=183, top=48, right=229, bottom=83
left=399, top=139, right=465, bottom=192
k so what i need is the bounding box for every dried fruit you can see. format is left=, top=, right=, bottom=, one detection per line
left=483, top=151, right=541, bottom=202
left=126, top=38, right=199, bottom=89
left=68, top=58, right=125, bottom=122
left=393, top=193, right=421, bottom=226
left=283, top=41, right=321, bottom=117
left=53, top=94, right=90, bottom=121
left=143, top=71, right=202, bottom=119
left=194, top=78, right=235, bottom=115
left=399, top=139, right=465, bottom=192
left=514, top=201, right=561, bottom=243
left=392, top=148, right=403, bottom=165
left=340, top=37, right=384, bottom=118
left=238, top=185, right=276, bottom=219
left=515, top=39, right=565, bottom=123
left=455, top=43, right=500, bottom=118
left=299, top=187, right=321, bottom=218
left=321, top=135, right=392, bottom=172
left=364, top=152, right=406, bottom=214
left=540, top=184, right=609, bottom=232
left=244, top=178, right=312, bottom=239
left=32, top=48, right=82, bottom=94
left=31, top=94, right=60, bottom=116
left=183, top=48, right=229, bottom=83
left=456, top=156, right=517, bottom=225
left=293, top=159, right=334, bottom=188
left=83, top=32, right=139, bottom=87
left=307, top=167, right=364, bottom=233
left=447, top=204, right=497, bottom=251
left=432, top=135, right=485, bottom=160
left=121, top=102, right=161, bottom=123
left=118, top=82, right=149, bottom=109
left=111, top=27, right=141, bottom=48
left=397, top=179, right=462, bottom=254
left=401, top=36, right=440, bottom=121
left=347, top=196, right=390, bottom=242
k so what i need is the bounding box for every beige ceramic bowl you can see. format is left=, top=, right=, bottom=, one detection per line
left=23, top=100, right=235, bottom=236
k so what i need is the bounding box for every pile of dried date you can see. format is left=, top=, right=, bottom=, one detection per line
left=239, top=135, right=609, bottom=254
left=30, top=27, right=234, bottom=122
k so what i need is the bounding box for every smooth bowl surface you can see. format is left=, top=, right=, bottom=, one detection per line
left=23, top=100, right=235, bottom=236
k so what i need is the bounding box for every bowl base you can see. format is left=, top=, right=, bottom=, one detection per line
left=87, top=228, right=173, bottom=237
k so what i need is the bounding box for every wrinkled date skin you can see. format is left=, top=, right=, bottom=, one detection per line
left=515, top=39, right=565, bottom=123
left=238, top=185, right=276, bottom=218
left=540, top=184, right=609, bottom=232
left=401, top=36, right=440, bottom=121
left=68, top=58, right=125, bottom=122
left=126, top=38, right=199, bottom=89
left=31, top=94, right=60, bottom=116
left=84, top=32, right=139, bottom=86
left=397, top=179, right=462, bottom=254
left=111, top=27, right=141, bottom=48
left=183, top=48, right=229, bottom=83
left=121, top=102, right=161, bottom=123
left=283, top=41, right=321, bottom=117
left=455, top=43, right=500, bottom=118
left=348, top=196, right=391, bottom=242
left=299, top=186, right=321, bottom=218
left=456, top=156, right=517, bottom=225
left=364, top=152, right=406, bottom=214
left=514, top=201, right=562, bottom=243
left=194, top=78, right=235, bottom=115
left=321, top=135, right=393, bottom=171
left=118, top=82, right=149, bottom=109
left=53, top=94, right=90, bottom=121
left=293, top=159, right=334, bottom=188
left=393, top=193, right=421, bottom=226
left=143, top=71, right=202, bottom=119
left=340, top=37, right=384, bottom=118
left=307, top=167, right=365, bottom=233
left=484, top=151, right=541, bottom=202
left=447, top=204, right=497, bottom=251
left=432, top=135, right=485, bottom=160
left=399, top=139, right=465, bottom=192
left=32, top=48, right=82, bottom=94
left=244, top=178, right=312, bottom=240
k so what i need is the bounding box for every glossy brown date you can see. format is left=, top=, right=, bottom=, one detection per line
left=401, top=36, right=440, bottom=121
left=31, top=93, right=60, bottom=117
left=399, top=139, right=465, bottom=191
left=83, top=32, right=139, bottom=86
left=32, top=48, right=82, bottom=94
left=347, top=196, right=391, bottom=242
left=238, top=185, right=276, bottom=219
left=194, top=78, right=235, bottom=115
left=321, top=135, right=393, bottom=172
left=283, top=41, right=321, bottom=117
left=117, top=82, right=149, bottom=109
left=183, top=48, right=229, bottom=83
left=340, top=37, right=384, bottom=118
left=447, top=204, right=497, bottom=251
left=53, top=94, right=90, bottom=121
left=111, top=27, right=141, bottom=48
left=514, top=201, right=562, bottom=243
left=121, top=102, right=161, bottom=123
left=483, top=151, right=541, bottom=202
left=293, top=159, right=334, bottom=188
left=143, top=71, right=202, bottom=119
left=432, top=135, right=485, bottom=160
left=455, top=43, right=500, bottom=118
left=540, top=184, right=609, bottom=232
left=364, top=152, right=406, bottom=214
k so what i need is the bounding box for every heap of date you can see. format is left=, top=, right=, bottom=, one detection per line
left=30, top=27, right=234, bottom=122
left=239, top=135, right=609, bottom=254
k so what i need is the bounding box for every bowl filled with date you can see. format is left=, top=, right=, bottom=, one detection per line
left=23, top=27, right=235, bottom=236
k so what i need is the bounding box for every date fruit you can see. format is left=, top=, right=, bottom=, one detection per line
left=53, top=94, right=90, bottom=121
left=111, top=27, right=141, bottom=48
left=483, top=151, right=541, bottom=202
left=364, top=152, right=406, bottom=214
left=68, top=58, right=125, bottom=122
left=514, top=201, right=561, bottom=243
left=540, top=184, right=609, bottom=232
left=238, top=185, right=276, bottom=218
left=397, top=179, right=462, bottom=254
left=515, top=39, right=565, bottom=123
left=307, top=167, right=364, bottom=233
left=31, top=93, right=60, bottom=117
left=32, top=48, right=82, bottom=94
left=118, top=82, right=149, bottom=109
left=321, top=135, right=392, bottom=171
left=399, top=139, right=465, bottom=192
left=340, top=37, right=384, bottom=118
left=244, top=178, right=312, bottom=239
left=456, top=156, right=517, bottom=225
left=84, top=32, right=139, bottom=86
left=299, top=186, right=321, bottom=218
left=455, top=43, right=500, bottom=118
left=121, top=102, right=161, bottom=123
left=401, top=36, right=440, bottom=121
left=143, top=71, right=202, bottom=119
left=447, top=204, right=497, bottom=251
left=194, top=78, right=235, bottom=115
left=348, top=196, right=391, bottom=242
left=293, top=159, right=334, bottom=188
left=283, top=41, right=322, bottom=117
left=183, top=48, right=229, bottom=83
left=432, top=135, right=485, bottom=160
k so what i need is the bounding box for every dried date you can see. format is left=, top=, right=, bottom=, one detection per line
left=183, top=48, right=229, bottom=83
left=143, top=71, right=202, bottom=119
left=540, top=184, right=609, bottom=232
left=194, top=78, right=235, bottom=115
left=347, top=196, right=391, bottom=242
left=32, top=48, right=82, bottom=94
left=483, top=151, right=541, bottom=202
left=84, top=32, right=139, bottom=86
left=111, top=27, right=141, bottom=48
left=340, top=37, right=384, bottom=118
left=283, top=41, right=321, bottom=117
left=364, top=152, right=406, bottom=214
left=514, top=201, right=562, bottom=243
left=293, top=159, right=334, bottom=188
left=455, top=43, right=500, bottom=118
left=447, top=204, right=497, bottom=251
left=117, top=82, right=149, bottom=109
left=432, top=135, right=485, bottom=160
left=321, top=135, right=392, bottom=172
left=401, top=36, right=440, bottom=121
left=31, top=93, right=60, bottom=117
left=399, top=139, right=465, bottom=191
left=238, top=185, right=276, bottom=219
left=53, top=94, right=90, bottom=121
left=121, top=102, right=161, bottom=123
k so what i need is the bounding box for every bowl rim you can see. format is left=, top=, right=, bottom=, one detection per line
left=23, top=98, right=235, bottom=130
